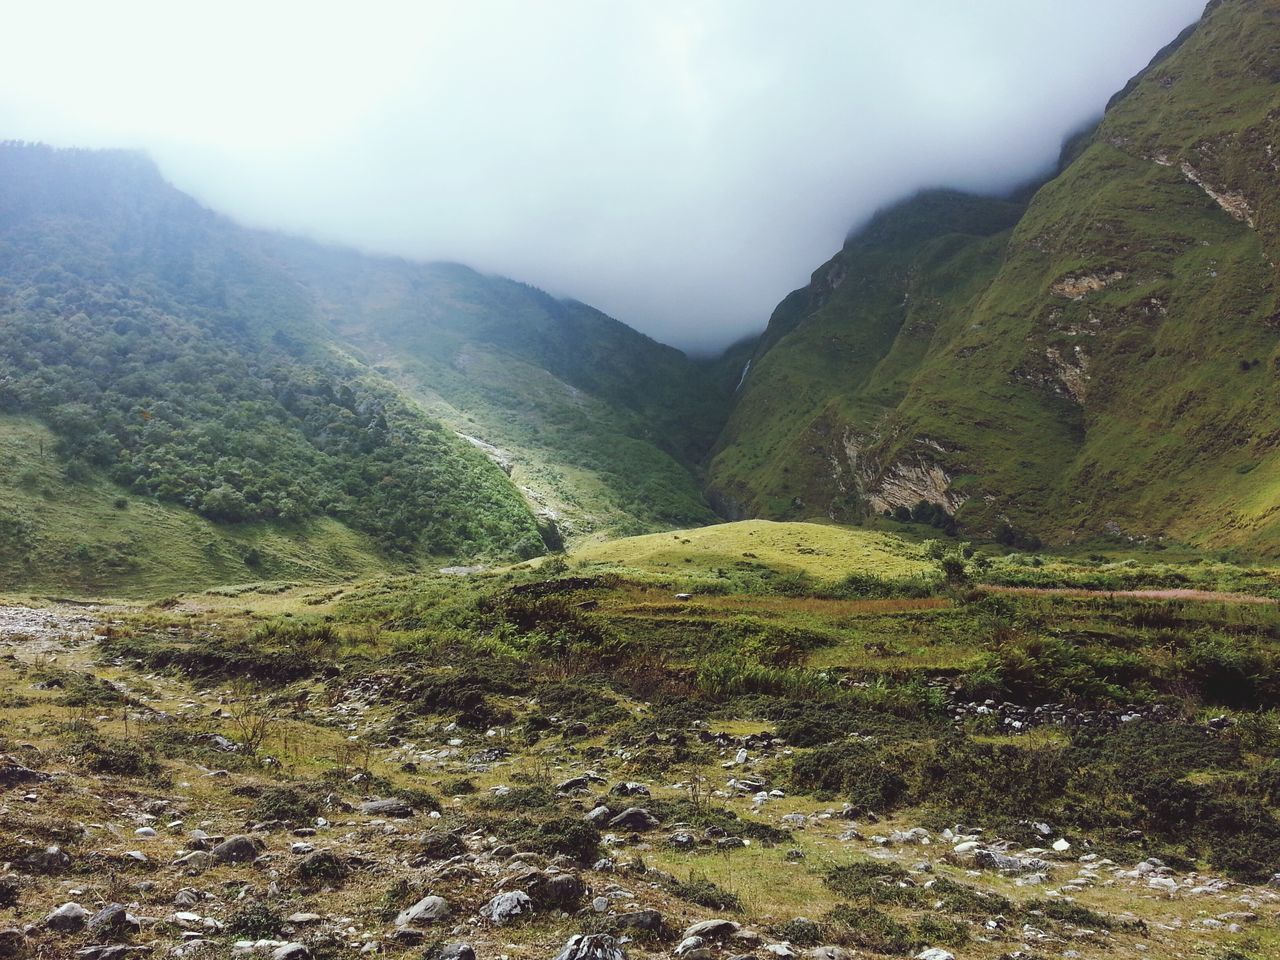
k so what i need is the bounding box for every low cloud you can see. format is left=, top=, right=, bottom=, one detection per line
left=0, top=0, right=1206, bottom=352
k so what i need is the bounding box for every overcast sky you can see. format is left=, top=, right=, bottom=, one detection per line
left=1, top=1, right=1205, bottom=352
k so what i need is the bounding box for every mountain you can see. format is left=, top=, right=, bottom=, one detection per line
left=709, top=0, right=1280, bottom=555
left=0, top=143, right=729, bottom=592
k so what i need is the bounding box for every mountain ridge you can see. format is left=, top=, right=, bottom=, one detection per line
left=708, top=0, right=1280, bottom=556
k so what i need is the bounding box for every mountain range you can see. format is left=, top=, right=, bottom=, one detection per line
left=1, top=0, right=1277, bottom=593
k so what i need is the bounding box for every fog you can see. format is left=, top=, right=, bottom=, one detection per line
left=0, top=1, right=1205, bottom=352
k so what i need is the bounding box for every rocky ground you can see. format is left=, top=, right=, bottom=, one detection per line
left=0, top=599, right=1277, bottom=960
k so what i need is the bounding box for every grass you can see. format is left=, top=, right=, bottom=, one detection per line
left=707, top=0, right=1280, bottom=557
left=0, top=415, right=396, bottom=597
left=571, top=519, right=932, bottom=582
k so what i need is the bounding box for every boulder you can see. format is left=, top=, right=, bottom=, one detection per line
left=270, top=946, right=312, bottom=960
left=683, top=919, right=740, bottom=941
left=607, top=808, right=659, bottom=832
left=552, top=934, right=625, bottom=960
left=482, top=890, right=533, bottom=925
left=211, top=835, right=260, bottom=865
left=87, top=903, right=140, bottom=936
left=359, top=798, right=414, bottom=818
left=439, top=944, right=475, bottom=960
left=44, top=902, right=90, bottom=934
left=395, top=895, right=451, bottom=926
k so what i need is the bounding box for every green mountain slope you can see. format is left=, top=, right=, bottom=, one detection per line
left=259, top=240, right=727, bottom=540
left=710, top=0, right=1280, bottom=555
left=0, top=143, right=728, bottom=591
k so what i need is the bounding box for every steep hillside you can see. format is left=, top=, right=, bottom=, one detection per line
left=0, top=143, right=727, bottom=591
left=261, top=240, right=726, bottom=540
left=710, top=0, right=1280, bottom=554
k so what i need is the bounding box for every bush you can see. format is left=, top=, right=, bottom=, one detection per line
left=791, top=741, right=909, bottom=813
left=226, top=901, right=284, bottom=939
left=67, top=736, right=163, bottom=778
left=824, top=904, right=916, bottom=955
left=495, top=816, right=601, bottom=863
left=251, top=784, right=322, bottom=824
left=666, top=873, right=743, bottom=912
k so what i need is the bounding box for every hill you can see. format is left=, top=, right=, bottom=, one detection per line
left=0, top=143, right=730, bottom=592
left=709, top=0, right=1280, bottom=555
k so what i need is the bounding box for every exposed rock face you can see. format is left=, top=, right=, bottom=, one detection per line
left=843, top=434, right=966, bottom=515
left=1179, top=162, right=1256, bottom=227
left=1044, top=345, right=1091, bottom=404
left=1051, top=271, right=1125, bottom=300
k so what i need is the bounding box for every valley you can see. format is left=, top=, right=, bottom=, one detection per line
left=1, top=525, right=1279, bottom=960
left=1, top=1, right=1279, bottom=959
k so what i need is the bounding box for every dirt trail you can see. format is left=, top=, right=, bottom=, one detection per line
left=983, top=585, right=1279, bottom=605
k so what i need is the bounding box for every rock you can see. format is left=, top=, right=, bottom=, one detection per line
left=0, top=928, right=26, bottom=959
left=358, top=798, right=414, bottom=818
left=73, top=948, right=151, bottom=960
left=529, top=873, right=585, bottom=910
left=675, top=937, right=706, bottom=957
left=610, top=782, right=650, bottom=797
left=88, top=903, right=140, bottom=935
left=175, top=851, right=212, bottom=872
left=439, top=944, right=475, bottom=960
left=974, top=850, right=1051, bottom=874
left=481, top=890, right=533, bottom=925
left=585, top=806, right=613, bottom=824
left=608, top=807, right=659, bottom=832
left=916, top=950, right=955, bottom=960
left=552, top=934, right=625, bottom=960
left=270, top=946, right=312, bottom=960
left=1052, top=838, right=1071, bottom=852
left=684, top=919, right=740, bottom=941
left=614, top=909, right=664, bottom=932
left=808, top=949, right=855, bottom=960
left=0, top=758, right=47, bottom=788
left=211, top=835, right=260, bottom=864
left=44, top=902, right=90, bottom=933
left=394, top=895, right=451, bottom=926
left=25, top=845, right=70, bottom=873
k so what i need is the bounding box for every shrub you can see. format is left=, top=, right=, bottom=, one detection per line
left=251, top=784, right=322, bottom=824
left=666, top=873, right=743, bottom=912
left=67, top=736, right=163, bottom=778
left=824, top=904, right=916, bottom=955
left=226, top=901, right=284, bottom=939
left=496, top=816, right=601, bottom=863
